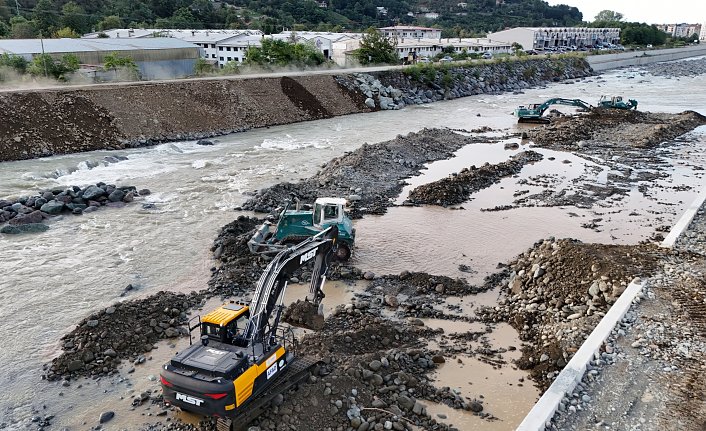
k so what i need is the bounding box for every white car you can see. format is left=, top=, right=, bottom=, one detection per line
left=417, top=57, right=432, bottom=64
left=482, top=52, right=493, bottom=59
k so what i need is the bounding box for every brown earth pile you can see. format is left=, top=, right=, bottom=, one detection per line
left=528, top=109, right=706, bottom=152
left=477, top=238, right=668, bottom=389
left=0, top=75, right=366, bottom=161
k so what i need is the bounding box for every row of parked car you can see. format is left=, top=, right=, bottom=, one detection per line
left=524, top=43, right=626, bottom=55
left=416, top=51, right=493, bottom=64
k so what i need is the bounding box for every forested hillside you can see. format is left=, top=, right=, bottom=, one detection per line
left=0, top=0, right=582, bottom=38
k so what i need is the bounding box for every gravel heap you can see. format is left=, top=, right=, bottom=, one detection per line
left=407, top=150, right=543, bottom=206
left=0, top=182, right=148, bottom=234
left=241, top=129, right=491, bottom=217
left=642, top=57, right=706, bottom=77
left=46, top=291, right=204, bottom=381
left=527, top=109, right=706, bottom=153
left=476, top=238, right=666, bottom=389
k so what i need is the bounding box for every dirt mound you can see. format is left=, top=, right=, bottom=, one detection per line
left=282, top=299, right=324, bottom=330
left=408, top=150, right=543, bottom=206
left=241, top=128, right=493, bottom=217
left=477, top=238, right=668, bottom=389
left=528, top=109, right=706, bottom=152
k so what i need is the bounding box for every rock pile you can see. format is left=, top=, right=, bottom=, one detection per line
left=337, top=57, right=593, bottom=109
left=47, top=291, right=204, bottom=380
left=241, top=129, right=494, bottom=216
left=0, top=182, right=148, bottom=234
left=476, top=238, right=666, bottom=389
left=642, top=57, right=706, bottom=77
left=407, top=150, right=544, bottom=206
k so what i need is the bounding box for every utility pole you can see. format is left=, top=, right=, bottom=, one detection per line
left=39, top=31, right=48, bottom=78
left=14, top=0, right=20, bottom=16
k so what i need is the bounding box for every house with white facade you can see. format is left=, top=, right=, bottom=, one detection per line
left=701, top=23, right=706, bottom=40
left=270, top=31, right=363, bottom=62
left=394, top=38, right=512, bottom=61
left=379, top=26, right=442, bottom=41
left=488, top=27, right=620, bottom=50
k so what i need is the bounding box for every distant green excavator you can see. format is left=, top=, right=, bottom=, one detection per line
left=514, top=98, right=592, bottom=123
left=597, top=95, right=638, bottom=110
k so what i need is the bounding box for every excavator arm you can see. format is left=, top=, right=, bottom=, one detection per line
left=243, top=226, right=338, bottom=346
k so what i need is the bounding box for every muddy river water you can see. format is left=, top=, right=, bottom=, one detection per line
left=1, top=65, right=705, bottom=430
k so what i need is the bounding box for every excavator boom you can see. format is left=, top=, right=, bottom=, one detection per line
left=515, top=97, right=592, bottom=122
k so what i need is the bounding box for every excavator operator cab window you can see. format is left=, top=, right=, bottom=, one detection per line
left=224, top=314, right=249, bottom=344
left=202, top=323, right=221, bottom=340
left=323, top=204, right=338, bottom=220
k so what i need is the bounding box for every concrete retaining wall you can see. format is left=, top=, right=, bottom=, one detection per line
left=587, top=45, right=706, bottom=71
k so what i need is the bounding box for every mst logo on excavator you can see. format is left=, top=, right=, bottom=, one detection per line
left=299, top=247, right=318, bottom=264
left=176, top=393, right=205, bottom=406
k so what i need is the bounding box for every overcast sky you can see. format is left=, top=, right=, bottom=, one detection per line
left=546, top=0, right=706, bottom=24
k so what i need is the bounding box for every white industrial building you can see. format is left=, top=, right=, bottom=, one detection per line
left=0, top=38, right=200, bottom=79
left=270, top=31, right=363, bottom=64
left=83, top=29, right=263, bottom=67
left=83, top=29, right=364, bottom=68
left=379, top=25, right=442, bottom=41
left=488, top=27, right=621, bottom=50
left=394, top=38, right=512, bottom=60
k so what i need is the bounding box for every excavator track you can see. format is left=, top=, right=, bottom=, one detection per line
left=216, top=357, right=321, bottom=431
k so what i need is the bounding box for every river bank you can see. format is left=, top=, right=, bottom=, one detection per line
left=0, top=57, right=591, bottom=162
left=1, top=63, right=705, bottom=431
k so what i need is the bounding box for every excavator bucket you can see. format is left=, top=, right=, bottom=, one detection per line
left=282, top=299, right=325, bottom=331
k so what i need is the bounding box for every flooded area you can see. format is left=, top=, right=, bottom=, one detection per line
left=1, top=66, right=706, bottom=430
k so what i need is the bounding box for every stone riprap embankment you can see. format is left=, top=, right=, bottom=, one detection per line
left=241, top=128, right=494, bottom=217
left=338, top=57, right=592, bottom=110
left=0, top=57, right=592, bottom=162
left=641, top=57, right=706, bottom=77
left=0, top=182, right=149, bottom=234
left=407, top=150, right=544, bottom=206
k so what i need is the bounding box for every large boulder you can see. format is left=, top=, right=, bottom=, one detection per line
left=1, top=223, right=49, bottom=234
left=40, top=200, right=64, bottom=215
left=82, top=185, right=106, bottom=200
left=8, top=210, right=44, bottom=225
left=108, top=189, right=125, bottom=202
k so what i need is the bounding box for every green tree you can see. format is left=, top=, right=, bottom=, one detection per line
left=98, top=15, right=123, bottom=31
left=102, top=52, right=140, bottom=79
left=244, top=39, right=326, bottom=67
left=0, top=21, right=9, bottom=37
left=54, top=27, right=80, bottom=38
left=0, top=53, right=28, bottom=73
left=28, top=53, right=79, bottom=79
left=594, top=10, right=623, bottom=23
left=33, top=0, right=58, bottom=33
left=194, top=57, right=214, bottom=75
left=10, top=16, right=37, bottom=38
left=354, top=28, right=398, bottom=65
left=61, top=2, right=91, bottom=34
left=170, top=7, right=199, bottom=28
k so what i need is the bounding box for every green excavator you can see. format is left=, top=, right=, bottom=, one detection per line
left=597, top=95, right=638, bottom=110
left=514, top=98, right=592, bottom=123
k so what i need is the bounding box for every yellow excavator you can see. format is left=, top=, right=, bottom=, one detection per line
left=160, top=227, right=338, bottom=430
